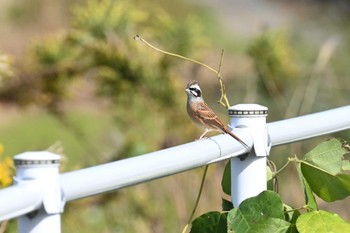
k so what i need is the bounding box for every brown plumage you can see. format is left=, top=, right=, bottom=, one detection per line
left=186, top=80, right=250, bottom=150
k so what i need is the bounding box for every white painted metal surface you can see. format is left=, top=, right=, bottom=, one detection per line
left=231, top=156, right=267, bottom=206
left=268, top=105, right=350, bottom=145
left=60, top=134, right=253, bottom=201
left=229, top=104, right=269, bottom=207
left=14, top=152, right=63, bottom=233
left=0, top=184, right=42, bottom=221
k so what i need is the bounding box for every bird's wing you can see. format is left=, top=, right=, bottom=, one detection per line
left=194, top=102, right=225, bottom=130
left=194, top=102, right=250, bottom=151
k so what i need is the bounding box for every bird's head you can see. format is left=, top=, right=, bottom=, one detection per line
left=186, top=80, right=202, bottom=98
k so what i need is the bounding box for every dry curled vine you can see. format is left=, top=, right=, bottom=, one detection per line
left=134, top=34, right=231, bottom=108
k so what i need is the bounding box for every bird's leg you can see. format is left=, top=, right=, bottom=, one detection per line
left=199, top=129, right=211, bottom=139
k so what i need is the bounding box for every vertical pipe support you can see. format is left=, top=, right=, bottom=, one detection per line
left=14, top=152, right=64, bottom=233
left=228, top=104, right=270, bottom=207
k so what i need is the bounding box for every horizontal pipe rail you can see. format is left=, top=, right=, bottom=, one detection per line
left=0, top=105, right=350, bottom=222
left=60, top=106, right=350, bottom=202
left=0, top=184, right=42, bottom=221
left=61, top=133, right=252, bottom=201
left=269, top=105, right=350, bottom=145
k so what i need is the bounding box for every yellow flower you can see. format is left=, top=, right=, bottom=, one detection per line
left=0, top=144, right=14, bottom=188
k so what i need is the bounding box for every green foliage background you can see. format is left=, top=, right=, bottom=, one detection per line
left=0, top=0, right=350, bottom=232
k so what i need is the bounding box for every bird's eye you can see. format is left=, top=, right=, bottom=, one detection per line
left=189, top=87, right=201, bottom=97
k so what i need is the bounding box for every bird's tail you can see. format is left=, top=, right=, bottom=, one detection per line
left=224, top=128, right=251, bottom=152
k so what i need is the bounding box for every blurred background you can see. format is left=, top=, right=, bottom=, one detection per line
left=0, top=0, right=350, bottom=232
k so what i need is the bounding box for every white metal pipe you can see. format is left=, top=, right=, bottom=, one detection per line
left=231, top=156, right=267, bottom=206
left=268, top=105, right=350, bottom=146
left=53, top=106, right=350, bottom=202
left=60, top=135, right=253, bottom=201
left=229, top=104, right=269, bottom=207
left=0, top=184, right=42, bottom=221
left=18, top=209, right=61, bottom=233
left=14, top=152, right=63, bottom=233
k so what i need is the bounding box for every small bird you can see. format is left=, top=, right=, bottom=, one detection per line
left=185, top=80, right=250, bottom=150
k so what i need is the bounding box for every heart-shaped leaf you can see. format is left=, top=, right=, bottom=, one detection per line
left=190, top=211, right=227, bottom=233
left=296, top=210, right=350, bottom=233
left=296, top=163, right=318, bottom=210
left=301, top=162, right=350, bottom=202
left=304, top=138, right=347, bottom=175
left=227, top=191, right=290, bottom=233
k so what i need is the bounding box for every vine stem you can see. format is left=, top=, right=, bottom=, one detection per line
left=134, top=34, right=231, bottom=108
left=217, top=50, right=230, bottom=108
left=274, top=158, right=292, bottom=176
left=181, top=165, right=209, bottom=233
left=134, top=35, right=217, bottom=74
left=284, top=205, right=310, bottom=213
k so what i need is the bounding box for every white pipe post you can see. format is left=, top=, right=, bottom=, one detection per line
left=229, top=104, right=270, bottom=207
left=14, top=152, right=64, bottom=233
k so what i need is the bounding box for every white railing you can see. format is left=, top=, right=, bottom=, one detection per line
left=1, top=104, right=350, bottom=233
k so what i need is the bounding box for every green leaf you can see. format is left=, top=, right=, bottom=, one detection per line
left=296, top=210, right=350, bottom=233
left=221, top=161, right=231, bottom=195
left=283, top=205, right=299, bottom=222
left=342, top=160, right=350, bottom=171
left=301, top=162, right=350, bottom=202
left=304, top=138, right=347, bottom=175
left=301, top=175, right=318, bottom=210
left=283, top=204, right=300, bottom=233
left=190, top=211, right=227, bottom=233
left=222, top=198, right=234, bottom=211
left=296, top=163, right=318, bottom=210
left=227, top=191, right=290, bottom=233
